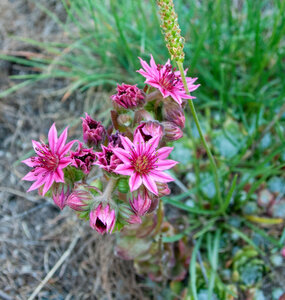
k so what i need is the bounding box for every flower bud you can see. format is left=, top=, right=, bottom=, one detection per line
left=111, top=83, right=145, bottom=110
left=52, top=183, right=71, bottom=210
left=117, top=114, right=132, bottom=127
left=70, top=142, right=96, bottom=174
left=134, top=121, right=164, bottom=142
left=128, top=214, right=142, bottom=224
left=89, top=203, right=116, bottom=234
left=108, top=131, right=123, bottom=148
left=130, top=188, right=152, bottom=216
left=81, top=113, right=106, bottom=148
left=162, top=121, right=183, bottom=141
left=66, top=189, right=92, bottom=211
left=157, top=0, right=185, bottom=62
left=157, top=182, right=171, bottom=197
left=117, top=203, right=142, bottom=225
left=163, top=99, right=185, bottom=128
left=94, top=144, right=123, bottom=174
left=117, top=177, right=129, bottom=194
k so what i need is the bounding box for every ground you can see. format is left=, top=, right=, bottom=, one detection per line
left=0, top=1, right=146, bottom=299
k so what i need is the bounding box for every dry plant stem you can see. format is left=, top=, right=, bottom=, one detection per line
left=28, top=233, right=81, bottom=300
left=177, top=61, right=222, bottom=207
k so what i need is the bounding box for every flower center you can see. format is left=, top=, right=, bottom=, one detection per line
left=133, top=154, right=154, bottom=175
left=157, top=64, right=180, bottom=89
left=31, top=144, right=59, bottom=175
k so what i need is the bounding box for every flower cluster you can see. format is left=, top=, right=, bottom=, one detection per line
left=22, top=55, right=199, bottom=235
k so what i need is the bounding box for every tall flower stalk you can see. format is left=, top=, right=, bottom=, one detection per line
left=157, top=0, right=222, bottom=206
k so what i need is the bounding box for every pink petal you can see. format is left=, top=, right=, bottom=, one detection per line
left=22, top=171, right=38, bottom=181
left=112, top=148, right=131, bottom=164
left=54, top=168, right=64, bottom=182
left=56, top=127, right=68, bottom=153
left=120, top=135, right=135, bottom=153
left=59, top=140, right=76, bottom=156
left=42, top=173, right=54, bottom=195
left=48, top=123, right=58, bottom=153
left=22, top=158, right=37, bottom=167
left=142, top=175, right=158, bottom=195
left=149, top=170, right=174, bottom=183
left=115, top=164, right=134, bottom=176
left=32, top=140, right=42, bottom=153
left=146, top=135, right=160, bottom=154
left=27, top=175, right=47, bottom=192
left=129, top=173, right=142, bottom=192
left=133, top=130, right=144, bottom=155
left=155, top=159, right=178, bottom=170
left=149, top=55, right=159, bottom=76
left=138, top=57, right=153, bottom=75
left=156, top=147, right=173, bottom=159
left=58, top=157, right=72, bottom=168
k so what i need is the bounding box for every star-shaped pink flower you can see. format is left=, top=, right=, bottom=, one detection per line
left=137, top=55, right=200, bottom=105
left=22, top=123, right=76, bottom=195
left=112, top=130, right=177, bottom=195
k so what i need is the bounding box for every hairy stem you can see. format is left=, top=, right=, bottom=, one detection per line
left=92, top=178, right=117, bottom=208
left=177, top=61, right=222, bottom=207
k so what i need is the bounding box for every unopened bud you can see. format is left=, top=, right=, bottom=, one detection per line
left=117, top=114, right=132, bottom=127
left=130, top=188, right=152, bottom=216
left=66, top=189, right=92, bottom=211
left=111, top=83, right=145, bottom=110
left=52, top=183, right=71, bottom=210
left=134, top=121, right=164, bottom=142
left=162, top=121, right=183, bottom=141
left=157, top=182, right=171, bottom=197
left=163, top=99, right=185, bottom=128
left=89, top=203, right=116, bottom=234
left=81, top=113, right=107, bottom=148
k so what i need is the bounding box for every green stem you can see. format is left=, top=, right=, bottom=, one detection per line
left=177, top=61, right=222, bottom=207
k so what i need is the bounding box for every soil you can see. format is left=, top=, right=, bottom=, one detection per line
left=0, top=1, right=145, bottom=299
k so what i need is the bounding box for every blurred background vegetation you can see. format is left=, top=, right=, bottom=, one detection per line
left=1, top=0, right=285, bottom=299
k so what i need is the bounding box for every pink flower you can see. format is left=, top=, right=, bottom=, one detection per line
left=52, top=183, right=71, bottom=210
left=130, top=188, right=152, bottom=216
left=69, top=142, right=96, bottom=174
left=134, top=121, right=164, bottom=142
left=94, top=144, right=123, bottom=173
left=111, top=83, right=145, bottom=110
left=22, top=123, right=75, bottom=195
left=113, top=130, right=177, bottom=195
left=137, top=55, right=200, bottom=105
left=89, top=203, right=116, bottom=234
left=81, top=113, right=106, bottom=148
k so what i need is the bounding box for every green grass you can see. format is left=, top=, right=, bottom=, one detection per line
left=2, top=0, right=285, bottom=298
